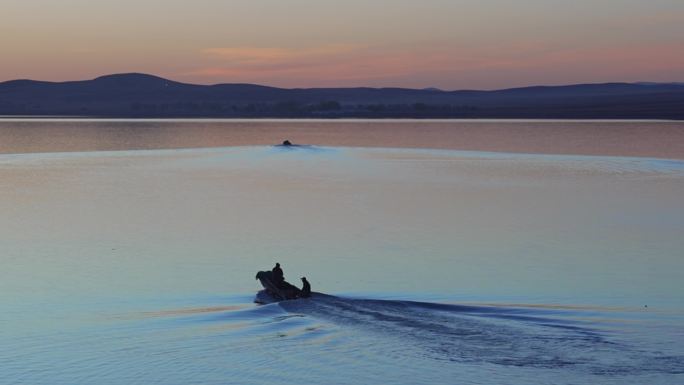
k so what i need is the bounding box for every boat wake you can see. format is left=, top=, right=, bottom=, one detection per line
left=115, top=293, right=684, bottom=384
left=266, top=294, right=684, bottom=376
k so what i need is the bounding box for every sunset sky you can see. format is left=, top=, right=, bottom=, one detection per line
left=2, top=0, right=683, bottom=89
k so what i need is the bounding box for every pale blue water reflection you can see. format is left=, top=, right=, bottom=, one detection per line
left=1, top=145, right=683, bottom=384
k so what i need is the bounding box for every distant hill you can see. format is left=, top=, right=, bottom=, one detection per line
left=1, top=73, right=683, bottom=119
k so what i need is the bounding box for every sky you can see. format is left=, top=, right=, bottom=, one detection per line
left=1, top=0, right=683, bottom=89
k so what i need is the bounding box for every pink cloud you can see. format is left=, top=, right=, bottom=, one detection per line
left=179, top=41, right=684, bottom=88
left=186, top=44, right=465, bottom=85
left=201, top=45, right=363, bottom=65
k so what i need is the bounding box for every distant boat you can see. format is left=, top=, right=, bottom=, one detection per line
left=274, top=140, right=314, bottom=149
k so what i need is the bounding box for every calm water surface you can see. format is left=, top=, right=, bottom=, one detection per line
left=1, top=118, right=683, bottom=158
left=1, top=120, right=683, bottom=384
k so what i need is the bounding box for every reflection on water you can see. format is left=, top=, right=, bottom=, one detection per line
left=1, top=118, right=684, bottom=158
left=1, top=134, right=684, bottom=384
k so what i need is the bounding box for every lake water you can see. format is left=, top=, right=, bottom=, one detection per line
left=1, top=120, right=683, bottom=384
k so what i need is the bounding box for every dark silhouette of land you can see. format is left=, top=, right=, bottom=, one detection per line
left=1, top=73, right=683, bottom=119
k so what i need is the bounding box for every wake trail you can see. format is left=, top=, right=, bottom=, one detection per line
left=276, top=294, right=684, bottom=375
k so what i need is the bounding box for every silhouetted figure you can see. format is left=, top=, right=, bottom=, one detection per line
left=282, top=140, right=292, bottom=146
left=272, top=263, right=284, bottom=285
left=255, top=269, right=300, bottom=301
left=300, top=277, right=311, bottom=298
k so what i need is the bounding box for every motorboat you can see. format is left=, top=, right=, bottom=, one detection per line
left=255, top=270, right=303, bottom=303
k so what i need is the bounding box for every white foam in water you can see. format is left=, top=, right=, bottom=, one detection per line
left=1, top=146, right=683, bottom=384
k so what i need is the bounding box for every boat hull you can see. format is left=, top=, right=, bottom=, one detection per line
left=255, top=270, right=301, bottom=301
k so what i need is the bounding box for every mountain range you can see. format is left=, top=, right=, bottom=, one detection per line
left=1, top=73, right=683, bottom=119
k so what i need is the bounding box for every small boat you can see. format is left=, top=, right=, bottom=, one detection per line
left=255, top=270, right=302, bottom=302
left=274, top=140, right=313, bottom=149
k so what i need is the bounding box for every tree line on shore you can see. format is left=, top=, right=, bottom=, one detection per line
left=0, top=100, right=479, bottom=118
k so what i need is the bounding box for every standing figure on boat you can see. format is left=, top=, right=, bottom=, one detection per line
left=272, top=263, right=284, bottom=285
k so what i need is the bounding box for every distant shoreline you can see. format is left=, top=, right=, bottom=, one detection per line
left=1, top=115, right=682, bottom=121
left=2, top=73, right=684, bottom=120
left=0, top=116, right=682, bottom=122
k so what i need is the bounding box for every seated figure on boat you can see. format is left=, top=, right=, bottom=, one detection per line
left=300, top=277, right=311, bottom=298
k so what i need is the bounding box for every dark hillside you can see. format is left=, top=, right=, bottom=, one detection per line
left=1, top=73, right=683, bottom=118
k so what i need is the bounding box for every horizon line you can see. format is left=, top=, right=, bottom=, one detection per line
left=2, top=72, right=684, bottom=92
